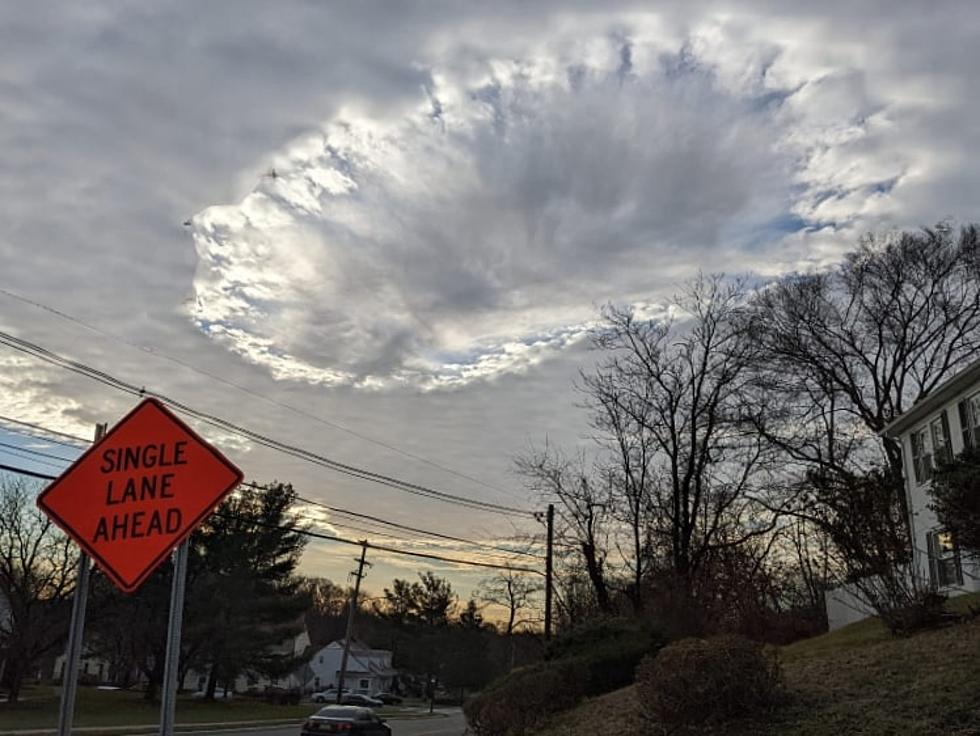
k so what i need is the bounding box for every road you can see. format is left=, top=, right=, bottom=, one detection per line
left=159, top=710, right=467, bottom=736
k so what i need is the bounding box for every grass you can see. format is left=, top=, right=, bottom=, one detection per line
left=534, top=591, right=980, bottom=736
left=0, top=685, right=425, bottom=731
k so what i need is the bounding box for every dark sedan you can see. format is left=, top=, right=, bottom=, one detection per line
left=301, top=705, right=391, bottom=735
left=340, top=693, right=384, bottom=707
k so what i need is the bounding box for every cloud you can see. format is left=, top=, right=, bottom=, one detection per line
left=188, top=32, right=805, bottom=389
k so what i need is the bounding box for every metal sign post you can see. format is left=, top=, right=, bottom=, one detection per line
left=159, top=540, right=190, bottom=736
left=56, top=423, right=106, bottom=736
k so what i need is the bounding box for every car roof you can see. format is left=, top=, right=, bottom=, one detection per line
left=314, top=705, right=370, bottom=718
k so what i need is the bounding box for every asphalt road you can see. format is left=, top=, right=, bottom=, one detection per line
left=161, top=710, right=468, bottom=736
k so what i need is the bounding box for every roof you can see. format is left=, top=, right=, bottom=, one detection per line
left=882, top=357, right=980, bottom=438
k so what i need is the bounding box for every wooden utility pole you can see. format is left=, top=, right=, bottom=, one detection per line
left=544, top=503, right=554, bottom=640
left=336, top=542, right=369, bottom=703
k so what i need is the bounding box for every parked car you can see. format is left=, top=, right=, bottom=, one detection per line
left=311, top=688, right=349, bottom=703
left=373, top=692, right=402, bottom=705
left=191, top=688, right=233, bottom=699
left=301, top=705, right=390, bottom=735
left=340, top=693, right=384, bottom=708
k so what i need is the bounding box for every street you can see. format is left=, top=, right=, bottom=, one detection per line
left=156, top=710, right=468, bottom=736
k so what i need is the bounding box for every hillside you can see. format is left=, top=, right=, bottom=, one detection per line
left=534, top=594, right=980, bottom=736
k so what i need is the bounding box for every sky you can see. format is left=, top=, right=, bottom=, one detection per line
left=2, top=1, right=979, bottom=607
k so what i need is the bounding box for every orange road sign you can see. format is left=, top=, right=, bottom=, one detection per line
left=37, top=398, right=243, bottom=593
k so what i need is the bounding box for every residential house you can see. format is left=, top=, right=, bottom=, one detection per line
left=307, top=639, right=397, bottom=695
left=882, top=358, right=980, bottom=596
left=826, top=358, right=980, bottom=630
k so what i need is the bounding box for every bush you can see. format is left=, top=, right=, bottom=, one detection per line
left=879, top=590, right=954, bottom=635
left=635, top=635, right=781, bottom=733
left=464, top=659, right=586, bottom=736
left=547, top=617, right=666, bottom=694
left=464, top=617, right=666, bottom=735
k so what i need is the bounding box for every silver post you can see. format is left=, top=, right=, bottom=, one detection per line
left=56, top=422, right=106, bottom=736
left=159, top=540, right=190, bottom=736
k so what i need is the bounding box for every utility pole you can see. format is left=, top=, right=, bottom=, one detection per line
left=336, top=542, right=370, bottom=703
left=57, top=422, right=106, bottom=736
left=544, top=503, right=554, bottom=640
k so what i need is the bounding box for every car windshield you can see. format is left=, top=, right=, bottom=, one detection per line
left=315, top=706, right=364, bottom=719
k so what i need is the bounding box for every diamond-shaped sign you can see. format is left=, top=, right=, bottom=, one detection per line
left=37, top=398, right=243, bottom=593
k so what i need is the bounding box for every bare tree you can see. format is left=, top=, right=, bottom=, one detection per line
left=585, top=376, right=657, bottom=612
left=583, top=275, right=779, bottom=593
left=743, top=224, right=980, bottom=625
left=477, top=570, right=541, bottom=637
left=745, top=223, right=980, bottom=514
left=0, top=476, right=77, bottom=701
left=516, top=449, right=613, bottom=613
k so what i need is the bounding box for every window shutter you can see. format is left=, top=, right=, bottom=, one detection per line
left=959, top=400, right=973, bottom=448
left=940, top=410, right=953, bottom=463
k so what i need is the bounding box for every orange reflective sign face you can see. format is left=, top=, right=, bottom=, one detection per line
left=37, top=398, right=243, bottom=593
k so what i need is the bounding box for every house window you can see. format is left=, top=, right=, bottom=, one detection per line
left=910, top=411, right=953, bottom=484
left=910, top=427, right=933, bottom=484
left=958, top=391, right=980, bottom=449
left=927, top=530, right=963, bottom=588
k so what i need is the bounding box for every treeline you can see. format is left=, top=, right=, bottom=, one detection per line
left=0, top=480, right=308, bottom=702
left=0, top=476, right=540, bottom=702
left=304, top=572, right=542, bottom=698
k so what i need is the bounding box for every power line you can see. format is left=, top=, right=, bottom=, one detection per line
left=0, top=440, right=76, bottom=464
left=0, top=462, right=58, bottom=481
left=0, top=330, right=534, bottom=518
left=0, top=287, right=525, bottom=504
left=294, top=492, right=544, bottom=560
left=0, top=413, right=89, bottom=446
left=0, top=462, right=541, bottom=575
left=0, top=424, right=540, bottom=564
left=0, top=447, right=67, bottom=470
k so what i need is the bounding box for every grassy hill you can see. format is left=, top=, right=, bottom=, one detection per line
left=534, top=593, right=980, bottom=736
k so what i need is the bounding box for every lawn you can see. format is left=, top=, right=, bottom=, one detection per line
left=0, top=685, right=417, bottom=731
left=534, top=592, right=980, bottom=736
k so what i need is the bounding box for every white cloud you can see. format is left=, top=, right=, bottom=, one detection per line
left=190, top=31, right=801, bottom=390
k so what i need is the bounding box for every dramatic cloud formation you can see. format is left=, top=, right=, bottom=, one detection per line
left=186, top=8, right=960, bottom=390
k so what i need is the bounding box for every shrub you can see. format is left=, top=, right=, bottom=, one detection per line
left=464, top=618, right=666, bottom=735
left=464, top=659, right=586, bottom=736
left=878, top=590, right=953, bottom=635
left=546, top=617, right=665, bottom=694
left=635, top=635, right=781, bottom=733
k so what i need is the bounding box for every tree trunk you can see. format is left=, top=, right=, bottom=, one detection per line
left=205, top=665, right=219, bottom=701
left=4, top=658, right=23, bottom=703
left=581, top=541, right=612, bottom=612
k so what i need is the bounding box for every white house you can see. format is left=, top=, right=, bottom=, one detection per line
left=882, top=357, right=980, bottom=596
left=307, top=639, right=397, bottom=695
left=826, top=358, right=980, bottom=630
